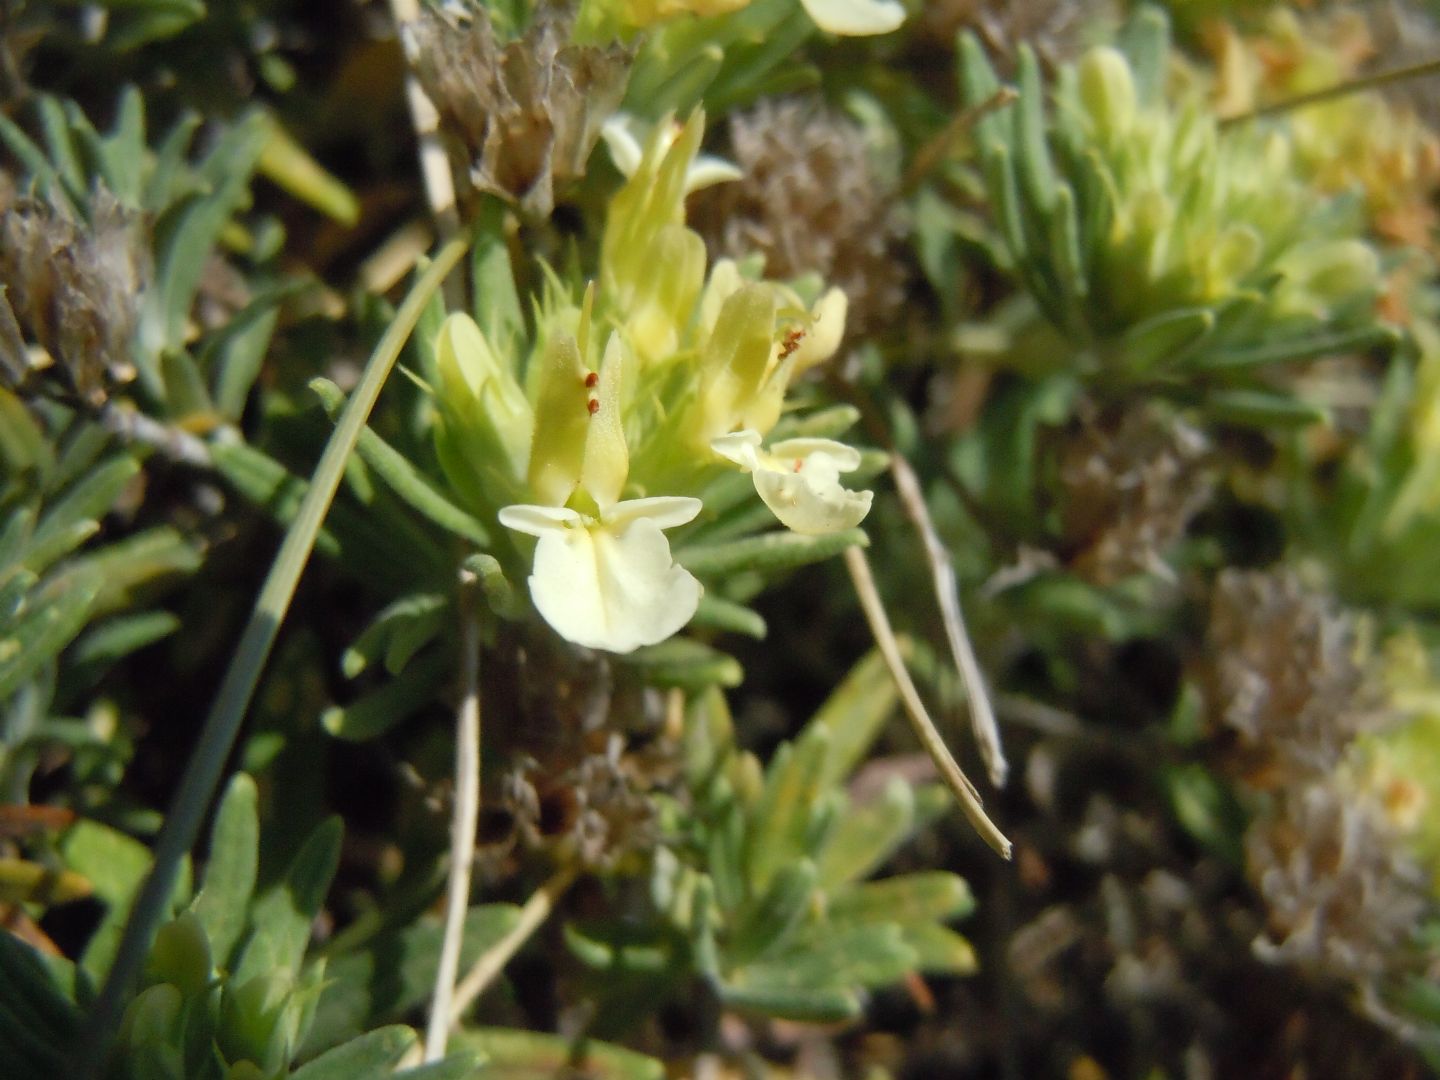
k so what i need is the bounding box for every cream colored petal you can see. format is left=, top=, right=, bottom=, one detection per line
left=798, top=0, right=904, bottom=36
left=766, top=437, right=862, bottom=472
left=528, top=515, right=702, bottom=653
left=603, top=496, right=703, bottom=531
left=601, top=115, right=644, bottom=178
left=710, top=429, right=763, bottom=470
left=789, top=288, right=848, bottom=374
left=498, top=504, right=582, bottom=537
left=754, top=466, right=873, bottom=534
left=686, top=155, right=744, bottom=193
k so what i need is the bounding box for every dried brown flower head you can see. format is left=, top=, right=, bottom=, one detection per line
left=1055, top=402, right=1212, bottom=586
left=690, top=98, right=907, bottom=336
left=1201, top=569, right=1385, bottom=785
left=0, top=181, right=150, bottom=408
left=1246, top=781, right=1429, bottom=984
left=410, top=3, right=630, bottom=218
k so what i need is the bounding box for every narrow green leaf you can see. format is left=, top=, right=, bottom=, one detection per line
left=236, top=816, right=343, bottom=982
left=1014, top=45, right=1057, bottom=215
left=809, top=647, right=900, bottom=791
left=322, top=649, right=449, bottom=742
left=1202, top=388, right=1330, bottom=428
left=717, top=978, right=860, bottom=1023
left=828, top=871, right=975, bottom=925
left=0, top=569, right=102, bottom=699
left=342, top=592, right=447, bottom=679
left=690, top=595, right=766, bottom=639
left=210, top=443, right=341, bottom=558
left=289, top=1025, right=416, bottom=1080
left=0, top=112, right=63, bottom=205
left=311, top=378, right=491, bottom=547
left=622, top=638, right=743, bottom=690
left=144, top=111, right=202, bottom=214
left=99, top=86, right=147, bottom=206
left=59, top=818, right=189, bottom=985
left=815, top=777, right=915, bottom=890
left=73, top=527, right=203, bottom=616
left=471, top=199, right=523, bottom=352
left=36, top=96, right=86, bottom=204
left=28, top=457, right=139, bottom=560
left=1118, top=305, right=1215, bottom=375
left=209, top=296, right=283, bottom=420
left=393, top=1051, right=485, bottom=1080
left=303, top=905, right=522, bottom=1056
left=452, top=1029, right=665, bottom=1080
left=1194, top=323, right=1397, bottom=372
left=68, top=610, right=181, bottom=672
left=0, top=933, right=81, bottom=1074
left=771, top=922, right=918, bottom=990
left=675, top=528, right=867, bottom=577
left=898, top=922, right=978, bottom=976
left=747, top=728, right=828, bottom=893
left=957, top=31, right=1008, bottom=152
left=0, top=390, right=52, bottom=476
left=729, top=859, right=817, bottom=966
left=191, top=773, right=260, bottom=968
left=1116, top=3, right=1171, bottom=107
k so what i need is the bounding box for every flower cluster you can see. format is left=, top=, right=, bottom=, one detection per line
left=432, top=114, right=872, bottom=653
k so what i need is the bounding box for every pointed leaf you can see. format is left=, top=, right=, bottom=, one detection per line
left=191, top=773, right=260, bottom=967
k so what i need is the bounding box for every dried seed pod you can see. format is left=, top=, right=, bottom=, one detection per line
left=691, top=98, right=907, bottom=336
left=410, top=3, right=631, bottom=218
left=1200, top=569, right=1386, bottom=786
left=1055, top=402, right=1212, bottom=586
left=0, top=182, right=150, bottom=408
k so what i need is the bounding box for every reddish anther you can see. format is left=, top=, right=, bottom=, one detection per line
left=778, top=328, right=806, bottom=360
left=584, top=371, right=599, bottom=388
left=588, top=398, right=601, bottom=415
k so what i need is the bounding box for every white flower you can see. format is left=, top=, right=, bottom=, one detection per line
left=498, top=497, right=703, bottom=653
left=602, top=114, right=742, bottom=195
left=712, top=429, right=873, bottom=535
left=798, top=0, right=904, bottom=36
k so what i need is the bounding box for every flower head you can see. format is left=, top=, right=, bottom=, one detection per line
left=499, top=497, right=702, bottom=653
left=712, top=429, right=872, bottom=534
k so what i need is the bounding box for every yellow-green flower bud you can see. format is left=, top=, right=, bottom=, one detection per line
left=433, top=312, right=535, bottom=514
left=694, top=282, right=779, bottom=445
left=218, top=972, right=294, bottom=1072
left=624, top=223, right=707, bottom=367
left=147, top=911, right=213, bottom=997
left=120, top=990, right=187, bottom=1065
left=1078, top=47, right=1137, bottom=144
left=1270, top=239, right=1379, bottom=320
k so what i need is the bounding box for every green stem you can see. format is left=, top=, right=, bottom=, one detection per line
left=73, top=236, right=468, bottom=1078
